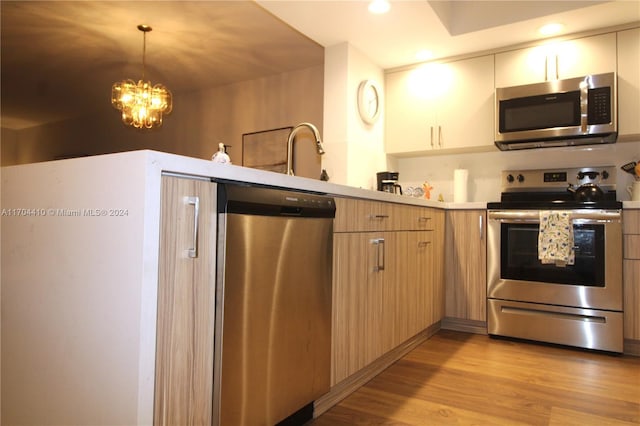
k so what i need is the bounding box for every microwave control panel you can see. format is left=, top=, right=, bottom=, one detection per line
left=588, top=87, right=612, bottom=125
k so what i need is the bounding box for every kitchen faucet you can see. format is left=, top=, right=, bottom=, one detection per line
left=286, top=122, right=325, bottom=176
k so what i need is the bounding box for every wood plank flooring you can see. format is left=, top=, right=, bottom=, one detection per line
left=312, top=330, right=640, bottom=425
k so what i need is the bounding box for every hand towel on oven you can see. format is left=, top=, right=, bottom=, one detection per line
left=538, top=210, right=575, bottom=267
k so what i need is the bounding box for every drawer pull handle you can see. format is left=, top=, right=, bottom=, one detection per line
left=369, top=214, right=389, bottom=220
left=418, top=241, right=431, bottom=248
left=418, top=217, right=431, bottom=222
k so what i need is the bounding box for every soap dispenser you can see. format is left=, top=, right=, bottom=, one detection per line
left=212, top=143, right=231, bottom=164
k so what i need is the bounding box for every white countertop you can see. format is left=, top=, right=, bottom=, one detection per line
left=9, top=149, right=636, bottom=210
left=145, top=150, right=488, bottom=210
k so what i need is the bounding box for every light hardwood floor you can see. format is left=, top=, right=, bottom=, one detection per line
left=312, top=330, right=640, bottom=425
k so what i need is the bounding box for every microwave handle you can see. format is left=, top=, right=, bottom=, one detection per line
left=580, top=78, right=589, bottom=133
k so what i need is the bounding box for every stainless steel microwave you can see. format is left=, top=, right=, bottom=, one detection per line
left=495, top=72, right=617, bottom=151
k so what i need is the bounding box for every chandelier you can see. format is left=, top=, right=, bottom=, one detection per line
left=111, top=25, right=172, bottom=129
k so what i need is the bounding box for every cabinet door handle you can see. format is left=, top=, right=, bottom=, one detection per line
left=544, top=55, right=560, bottom=81
left=418, top=241, right=431, bottom=248
left=430, top=126, right=434, bottom=148
left=438, top=125, right=442, bottom=148
left=545, top=55, right=548, bottom=81
left=371, top=238, right=385, bottom=272
left=418, top=216, right=431, bottom=222
left=186, top=196, right=199, bottom=258
left=479, top=214, right=484, bottom=241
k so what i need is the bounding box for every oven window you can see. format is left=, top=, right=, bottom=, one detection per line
left=500, top=223, right=604, bottom=286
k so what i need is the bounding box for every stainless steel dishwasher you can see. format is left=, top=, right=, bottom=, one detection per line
left=213, top=183, right=335, bottom=426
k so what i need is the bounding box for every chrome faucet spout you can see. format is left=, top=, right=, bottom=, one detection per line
left=286, top=122, right=325, bottom=176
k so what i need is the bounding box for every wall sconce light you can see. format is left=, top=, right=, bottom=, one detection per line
left=111, top=25, right=172, bottom=129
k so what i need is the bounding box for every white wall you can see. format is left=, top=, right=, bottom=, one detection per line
left=323, top=42, right=394, bottom=189
left=397, top=140, right=640, bottom=202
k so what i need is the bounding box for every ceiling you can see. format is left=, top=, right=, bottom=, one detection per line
left=260, top=0, right=639, bottom=69
left=1, top=1, right=639, bottom=130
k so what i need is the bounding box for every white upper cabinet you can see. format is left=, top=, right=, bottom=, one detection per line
left=495, top=32, right=617, bottom=88
left=617, top=28, right=640, bottom=138
left=385, top=54, right=495, bottom=155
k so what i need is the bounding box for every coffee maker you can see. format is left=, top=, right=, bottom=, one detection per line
left=376, top=171, right=402, bottom=194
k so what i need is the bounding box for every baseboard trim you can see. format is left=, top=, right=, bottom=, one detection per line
left=441, top=317, right=487, bottom=334
left=624, top=339, right=640, bottom=356
left=314, top=322, right=440, bottom=417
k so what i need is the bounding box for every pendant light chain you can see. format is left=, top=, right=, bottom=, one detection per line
left=142, top=29, right=146, bottom=81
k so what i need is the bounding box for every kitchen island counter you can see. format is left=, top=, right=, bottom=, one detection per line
left=0, top=149, right=473, bottom=425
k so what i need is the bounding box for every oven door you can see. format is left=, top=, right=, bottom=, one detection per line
left=487, top=210, right=622, bottom=311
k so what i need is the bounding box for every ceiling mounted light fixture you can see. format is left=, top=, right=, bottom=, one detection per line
left=111, top=24, right=172, bottom=129
left=539, top=22, right=564, bottom=36
left=368, top=0, right=390, bottom=14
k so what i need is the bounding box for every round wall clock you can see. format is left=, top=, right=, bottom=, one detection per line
left=357, top=79, right=381, bottom=125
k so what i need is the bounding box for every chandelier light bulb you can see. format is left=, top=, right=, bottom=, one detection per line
left=111, top=25, right=172, bottom=129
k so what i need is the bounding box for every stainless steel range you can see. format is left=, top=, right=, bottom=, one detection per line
left=487, top=166, right=623, bottom=353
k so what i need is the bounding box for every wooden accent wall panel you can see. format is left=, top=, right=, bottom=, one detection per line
left=155, top=176, right=217, bottom=425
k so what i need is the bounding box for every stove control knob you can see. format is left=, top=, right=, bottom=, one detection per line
left=507, top=174, right=515, bottom=183
left=517, top=174, right=525, bottom=183
left=602, top=170, right=609, bottom=179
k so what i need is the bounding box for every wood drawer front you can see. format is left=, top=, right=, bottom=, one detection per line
left=334, top=198, right=395, bottom=232
left=624, top=235, right=640, bottom=260
left=392, top=204, right=435, bottom=231
left=334, top=198, right=436, bottom=232
left=623, top=210, right=640, bottom=234
left=623, top=259, right=640, bottom=340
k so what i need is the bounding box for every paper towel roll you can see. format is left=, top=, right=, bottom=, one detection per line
left=453, top=169, right=468, bottom=203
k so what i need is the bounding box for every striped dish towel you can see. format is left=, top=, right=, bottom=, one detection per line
left=538, top=211, right=574, bottom=267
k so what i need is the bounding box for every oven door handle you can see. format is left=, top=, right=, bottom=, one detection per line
left=488, top=210, right=621, bottom=223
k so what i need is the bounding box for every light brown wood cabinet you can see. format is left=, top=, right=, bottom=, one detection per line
left=155, top=175, right=217, bottom=425
left=623, top=209, right=640, bottom=350
left=331, top=198, right=444, bottom=385
left=444, top=210, right=487, bottom=331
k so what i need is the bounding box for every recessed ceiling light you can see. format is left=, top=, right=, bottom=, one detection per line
left=415, top=50, right=434, bottom=62
left=539, top=23, right=564, bottom=36
left=368, top=0, right=390, bottom=14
